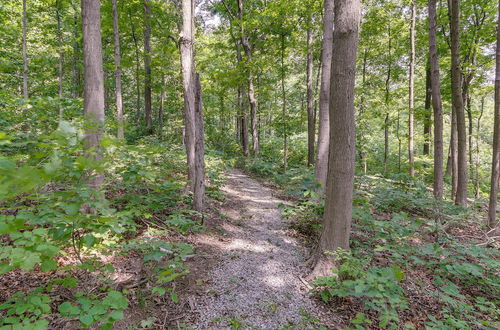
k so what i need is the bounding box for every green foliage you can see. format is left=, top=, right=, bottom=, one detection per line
left=0, top=289, right=51, bottom=329
left=57, top=290, right=127, bottom=329
left=313, top=250, right=407, bottom=328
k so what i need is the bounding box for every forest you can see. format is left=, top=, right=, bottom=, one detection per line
left=0, top=0, right=499, bottom=328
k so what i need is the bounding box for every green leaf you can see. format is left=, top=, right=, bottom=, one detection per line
left=58, top=302, right=80, bottom=316
left=79, top=314, right=94, bottom=327
left=41, top=259, right=57, bottom=272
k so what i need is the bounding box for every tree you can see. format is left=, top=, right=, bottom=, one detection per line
left=81, top=0, right=105, bottom=191
left=314, top=0, right=334, bottom=189
left=310, top=0, right=361, bottom=277
left=143, top=0, right=153, bottom=134
left=428, top=0, right=444, bottom=200
left=193, top=73, right=205, bottom=212
left=306, top=15, right=315, bottom=167
left=22, top=0, right=28, bottom=100
left=180, top=0, right=196, bottom=192
left=237, top=0, right=259, bottom=156
left=112, top=0, right=124, bottom=138
left=489, top=1, right=500, bottom=229
left=56, top=0, right=63, bottom=118
left=450, top=0, right=468, bottom=206
left=408, top=0, right=416, bottom=177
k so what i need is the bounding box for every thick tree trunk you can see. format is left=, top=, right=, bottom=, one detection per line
left=56, top=0, right=63, bottom=118
left=450, top=0, right=468, bottom=205
left=81, top=0, right=105, bottom=191
left=180, top=0, right=196, bottom=192
left=193, top=73, right=205, bottom=212
left=143, top=0, right=153, bottom=134
left=423, top=63, right=431, bottom=156
left=306, top=24, right=315, bottom=167
left=112, top=0, right=124, bottom=138
left=314, top=0, right=334, bottom=189
left=22, top=0, right=28, bottom=99
left=428, top=0, right=444, bottom=200
left=310, top=0, right=361, bottom=278
left=408, top=0, right=416, bottom=177
left=488, top=1, right=500, bottom=229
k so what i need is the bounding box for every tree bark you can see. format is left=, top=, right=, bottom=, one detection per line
left=310, top=0, right=361, bottom=278
left=408, top=0, right=416, bottom=177
left=112, top=0, right=124, bottom=138
left=384, top=24, right=392, bottom=174
left=130, top=12, right=142, bottom=122
left=306, top=22, right=315, bottom=167
left=81, top=0, right=105, bottom=191
left=56, top=0, right=63, bottom=118
left=281, top=34, right=287, bottom=172
left=71, top=1, right=80, bottom=97
left=180, top=0, right=196, bottom=192
left=22, top=0, right=28, bottom=99
left=314, top=0, right=334, bottom=189
left=428, top=0, right=444, bottom=200
left=423, top=62, right=431, bottom=156
left=237, top=0, right=259, bottom=156
left=193, top=73, right=205, bottom=212
left=488, top=1, right=500, bottom=229
left=450, top=0, right=468, bottom=205
left=143, top=0, right=153, bottom=134
left=158, top=74, right=165, bottom=137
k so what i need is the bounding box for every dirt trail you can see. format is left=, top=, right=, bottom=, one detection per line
left=190, top=170, right=335, bottom=329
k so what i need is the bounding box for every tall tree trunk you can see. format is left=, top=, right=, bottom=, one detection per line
left=359, top=48, right=368, bottom=174
left=22, top=0, right=28, bottom=99
left=310, top=0, right=361, bottom=278
left=72, top=1, right=80, bottom=98
left=450, top=0, right=468, bottom=205
left=112, top=0, right=124, bottom=138
left=237, top=0, right=259, bottom=156
left=193, top=73, right=205, bottom=212
left=180, top=0, right=196, bottom=192
left=384, top=24, right=392, bottom=174
left=423, top=63, right=431, bottom=156
left=314, top=0, right=334, bottom=189
left=281, top=34, right=287, bottom=172
left=158, top=74, right=165, bottom=137
left=451, top=103, right=458, bottom=198
left=474, top=97, right=484, bottom=198
left=56, top=0, right=63, bottom=118
left=306, top=22, right=315, bottom=167
left=488, top=1, right=500, bottom=228
left=81, top=0, right=105, bottom=191
left=130, top=13, right=142, bottom=122
left=143, top=0, right=152, bottom=134
left=429, top=0, right=444, bottom=200
left=408, top=0, right=416, bottom=177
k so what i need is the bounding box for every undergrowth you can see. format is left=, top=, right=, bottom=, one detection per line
left=278, top=170, right=499, bottom=329
left=0, top=121, right=226, bottom=329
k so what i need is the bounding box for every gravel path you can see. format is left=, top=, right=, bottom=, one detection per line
left=191, top=170, right=331, bottom=329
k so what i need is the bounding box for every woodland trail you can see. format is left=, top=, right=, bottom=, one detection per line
left=191, top=170, right=334, bottom=329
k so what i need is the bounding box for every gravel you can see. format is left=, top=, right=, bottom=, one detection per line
left=190, top=170, right=333, bottom=329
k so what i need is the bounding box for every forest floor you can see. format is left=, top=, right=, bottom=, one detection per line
left=184, top=170, right=337, bottom=329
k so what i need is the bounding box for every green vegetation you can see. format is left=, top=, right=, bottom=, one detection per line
left=1, top=0, right=499, bottom=328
